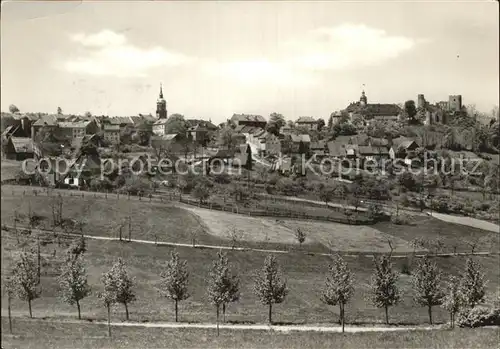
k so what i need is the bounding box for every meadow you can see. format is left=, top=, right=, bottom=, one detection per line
left=2, top=314, right=499, bottom=349
left=2, top=229, right=499, bottom=326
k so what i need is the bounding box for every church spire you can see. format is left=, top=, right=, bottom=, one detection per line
left=159, top=83, right=164, bottom=99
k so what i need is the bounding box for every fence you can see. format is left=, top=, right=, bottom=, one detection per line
left=179, top=196, right=374, bottom=225
left=3, top=183, right=374, bottom=225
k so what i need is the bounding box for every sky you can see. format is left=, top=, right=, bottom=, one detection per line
left=1, top=1, right=498, bottom=124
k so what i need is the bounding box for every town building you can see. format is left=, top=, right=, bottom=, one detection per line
left=156, top=84, right=168, bottom=119
left=103, top=124, right=121, bottom=144
left=389, top=137, right=420, bottom=164
left=288, top=133, right=311, bottom=153
left=230, top=114, right=267, bottom=128
left=344, top=91, right=401, bottom=125
left=295, top=116, right=319, bottom=130
left=31, top=114, right=59, bottom=140
left=186, top=119, right=218, bottom=145
left=58, top=120, right=99, bottom=140
left=3, top=137, right=34, bottom=160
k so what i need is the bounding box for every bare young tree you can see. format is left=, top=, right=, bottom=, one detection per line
left=227, top=226, right=242, bottom=250
left=99, top=269, right=117, bottom=337
left=387, top=239, right=394, bottom=258
left=410, top=237, right=426, bottom=256
left=50, top=194, right=64, bottom=227
left=4, top=275, right=15, bottom=333
left=295, top=228, right=306, bottom=248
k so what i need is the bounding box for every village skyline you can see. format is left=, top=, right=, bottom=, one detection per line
left=2, top=1, right=499, bottom=123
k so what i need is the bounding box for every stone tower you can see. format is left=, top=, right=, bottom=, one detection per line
left=417, top=94, right=426, bottom=109
left=448, top=95, right=462, bottom=112
left=360, top=90, right=367, bottom=106
left=156, top=84, right=167, bottom=119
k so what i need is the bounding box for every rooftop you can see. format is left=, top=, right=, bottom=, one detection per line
left=231, top=114, right=266, bottom=123
left=296, top=116, right=317, bottom=123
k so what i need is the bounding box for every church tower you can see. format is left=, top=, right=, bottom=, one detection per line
left=360, top=90, right=367, bottom=106
left=156, top=83, right=167, bottom=119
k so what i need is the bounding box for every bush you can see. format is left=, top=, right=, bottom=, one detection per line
left=401, top=257, right=411, bottom=275
left=457, top=306, right=500, bottom=328
left=391, top=213, right=413, bottom=225
left=276, top=178, right=303, bottom=196
left=213, top=172, right=231, bottom=184
left=473, top=201, right=491, bottom=211
left=368, top=204, right=387, bottom=222
left=430, top=196, right=450, bottom=213
left=449, top=201, right=465, bottom=214
left=121, top=176, right=151, bottom=195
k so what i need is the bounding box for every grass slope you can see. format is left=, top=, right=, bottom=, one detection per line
left=2, top=230, right=498, bottom=326
left=375, top=215, right=500, bottom=253
left=0, top=194, right=219, bottom=245
left=2, top=318, right=499, bottom=349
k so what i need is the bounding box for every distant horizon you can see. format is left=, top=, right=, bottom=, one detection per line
left=2, top=1, right=498, bottom=123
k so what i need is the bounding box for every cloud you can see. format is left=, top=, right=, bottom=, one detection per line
left=284, top=24, right=416, bottom=71
left=64, top=30, right=190, bottom=77
left=203, top=24, right=417, bottom=86
left=70, top=30, right=127, bottom=47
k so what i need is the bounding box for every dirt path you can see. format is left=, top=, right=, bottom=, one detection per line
left=5, top=225, right=496, bottom=259
left=3, top=184, right=498, bottom=234
left=2, top=316, right=446, bottom=333
left=428, top=212, right=499, bottom=233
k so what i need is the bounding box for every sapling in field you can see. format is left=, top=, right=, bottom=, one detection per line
left=109, top=258, right=136, bottom=320
left=254, top=255, right=288, bottom=324
left=411, top=256, right=444, bottom=324
left=459, top=258, right=487, bottom=309
left=369, top=255, right=400, bottom=324
left=207, top=251, right=240, bottom=335
left=12, top=251, right=41, bottom=318
left=58, top=254, right=91, bottom=320
left=99, top=268, right=117, bottom=338
left=321, top=254, right=355, bottom=332
left=159, top=251, right=190, bottom=322
left=441, top=275, right=462, bottom=328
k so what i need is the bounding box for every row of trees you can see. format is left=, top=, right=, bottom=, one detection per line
left=5, top=241, right=489, bottom=336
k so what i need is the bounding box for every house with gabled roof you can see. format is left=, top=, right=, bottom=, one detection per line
left=186, top=119, right=218, bottom=144
left=31, top=114, right=59, bottom=140
left=103, top=124, right=120, bottom=144
left=295, top=116, right=319, bottom=130
left=230, top=114, right=267, bottom=128
left=3, top=137, right=35, bottom=160
left=58, top=120, right=99, bottom=140
left=344, top=91, right=401, bottom=125
left=287, top=133, right=311, bottom=154
left=389, top=137, right=420, bottom=164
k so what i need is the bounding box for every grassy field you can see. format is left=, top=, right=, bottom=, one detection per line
left=2, top=318, right=499, bottom=349
left=2, top=230, right=499, bottom=326
left=375, top=215, right=500, bottom=253
left=0, top=193, right=222, bottom=245
left=184, top=206, right=413, bottom=253
left=0, top=158, right=21, bottom=181
left=2, top=188, right=497, bottom=253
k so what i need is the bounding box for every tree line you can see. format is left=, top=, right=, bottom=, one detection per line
left=4, top=238, right=490, bottom=337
